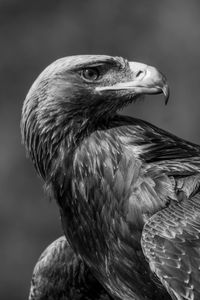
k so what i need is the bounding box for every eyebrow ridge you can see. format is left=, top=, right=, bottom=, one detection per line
left=72, top=58, right=121, bottom=70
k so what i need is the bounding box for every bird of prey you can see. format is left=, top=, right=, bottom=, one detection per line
left=21, top=55, right=200, bottom=300
left=29, top=236, right=113, bottom=300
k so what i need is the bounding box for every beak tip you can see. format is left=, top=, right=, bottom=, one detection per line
left=163, top=84, right=170, bottom=105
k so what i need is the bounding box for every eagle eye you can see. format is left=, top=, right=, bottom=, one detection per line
left=81, top=67, right=100, bottom=82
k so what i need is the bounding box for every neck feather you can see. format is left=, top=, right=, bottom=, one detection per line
left=22, top=106, right=114, bottom=180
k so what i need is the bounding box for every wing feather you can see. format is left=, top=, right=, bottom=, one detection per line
left=141, top=194, right=200, bottom=300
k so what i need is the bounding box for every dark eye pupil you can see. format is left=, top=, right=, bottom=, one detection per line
left=82, top=68, right=99, bottom=81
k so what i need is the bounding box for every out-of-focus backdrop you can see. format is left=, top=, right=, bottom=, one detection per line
left=1, top=0, right=200, bottom=299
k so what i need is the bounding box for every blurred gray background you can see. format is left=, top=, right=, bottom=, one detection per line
left=1, top=0, right=200, bottom=299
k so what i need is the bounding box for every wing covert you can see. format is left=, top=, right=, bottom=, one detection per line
left=141, top=194, right=200, bottom=300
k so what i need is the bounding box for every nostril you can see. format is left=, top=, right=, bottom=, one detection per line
left=135, top=70, right=145, bottom=78
left=129, top=62, right=147, bottom=79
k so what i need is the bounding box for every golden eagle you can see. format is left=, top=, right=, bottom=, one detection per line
left=22, top=55, right=200, bottom=300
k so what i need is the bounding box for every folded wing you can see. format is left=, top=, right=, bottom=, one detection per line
left=142, top=194, right=200, bottom=300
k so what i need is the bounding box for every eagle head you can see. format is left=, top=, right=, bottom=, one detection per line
left=21, top=55, right=169, bottom=177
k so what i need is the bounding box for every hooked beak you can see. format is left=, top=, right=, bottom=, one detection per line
left=96, top=61, right=170, bottom=104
